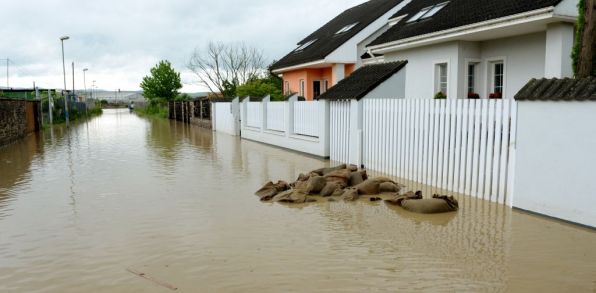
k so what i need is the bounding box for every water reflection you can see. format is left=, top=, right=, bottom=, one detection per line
left=0, top=109, right=594, bottom=293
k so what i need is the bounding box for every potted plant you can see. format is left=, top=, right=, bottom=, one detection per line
left=467, top=92, right=480, bottom=99
left=434, top=92, right=447, bottom=99
left=489, top=92, right=503, bottom=99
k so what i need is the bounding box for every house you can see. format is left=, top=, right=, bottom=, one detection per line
left=270, top=0, right=410, bottom=101
left=317, top=61, right=408, bottom=101
left=363, top=0, right=578, bottom=99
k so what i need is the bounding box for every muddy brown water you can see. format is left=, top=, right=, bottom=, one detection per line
left=0, top=109, right=595, bottom=292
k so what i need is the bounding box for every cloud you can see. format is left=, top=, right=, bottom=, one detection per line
left=0, top=0, right=365, bottom=92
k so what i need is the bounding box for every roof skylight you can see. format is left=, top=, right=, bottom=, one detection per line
left=294, top=39, right=317, bottom=52
left=335, top=22, right=359, bottom=35
left=406, top=1, right=449, bottom=23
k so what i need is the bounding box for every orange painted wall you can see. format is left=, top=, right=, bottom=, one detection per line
left=282, top=67, right=333, bottom=100
left=345, top=64, right=355, bottom=76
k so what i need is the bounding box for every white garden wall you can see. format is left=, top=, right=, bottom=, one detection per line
left=212, top=98, right=240, bottom=136
left=514, top=101, right=596, bottom=227
left=240, top=96, right=330, bottom=157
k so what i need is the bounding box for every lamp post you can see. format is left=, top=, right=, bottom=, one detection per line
left=83, top=68, right=88, bottom=100
left=60, top=36, right=70, bottom=126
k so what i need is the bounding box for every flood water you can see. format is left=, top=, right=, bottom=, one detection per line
left=0, top=109, right=595, bottom=292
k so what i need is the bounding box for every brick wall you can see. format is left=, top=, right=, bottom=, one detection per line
left=0, top=98, right=35, bottom=146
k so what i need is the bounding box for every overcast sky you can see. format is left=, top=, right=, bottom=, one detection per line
left=0, top=0, right=366, bottom=93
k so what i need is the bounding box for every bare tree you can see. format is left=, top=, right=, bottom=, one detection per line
left=188, top=42, right=267, bottom=96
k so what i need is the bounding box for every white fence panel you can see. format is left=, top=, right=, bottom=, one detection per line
left=213, top=102, right=236, bottom=135
left=246, top=102, right=262, bottom=129
left=330, top=101, right=351, bottom=163
left=359, top=99, right=517, bottom=205
left=294, top=101, right=319, bottom=137
left=266, top=102, right=285, bottom=132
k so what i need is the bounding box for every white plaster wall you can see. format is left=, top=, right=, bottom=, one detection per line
left=554, top=0, right=580, bottom=17
left=479, top=32, right=546, bottom=99
left=384, top=42, right=460, bottom=99
left=545, top=23, right=575, bottom=78
left=363, top=69, right=406, bottom=99
left=514, top=101, right=596, bottom=228
left=326, top=0, right=411, bottom=63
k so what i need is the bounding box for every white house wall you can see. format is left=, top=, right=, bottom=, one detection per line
left=554, top=0, right=580, bottom=17
left=362, top=69, right=406, bottom=99
left=383, top=32, right=549, bottom=99
left=479, top=32, right=547, bottom=99
left=326, top=0, right=411, bottom=64
left=514, top=101, right=596, bottom=228
left=384, top=42, right=460, bottom=99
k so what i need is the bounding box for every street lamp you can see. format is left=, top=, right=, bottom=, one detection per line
left=60, top=36, right=70, bottom=126
left=83, top=68, right=88, bottom=100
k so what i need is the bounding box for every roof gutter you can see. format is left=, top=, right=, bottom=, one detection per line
left=369, top=7, right=560, bottom=54
left=271, top=59, right=327, bottom=74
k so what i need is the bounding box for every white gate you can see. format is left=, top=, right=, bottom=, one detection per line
left=330, top=101, right=351, bottom=163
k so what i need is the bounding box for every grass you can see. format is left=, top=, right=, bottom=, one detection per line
left=135, top=104, right=169, bottom=119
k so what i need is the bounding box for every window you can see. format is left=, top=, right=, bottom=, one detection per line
left=299, top=79, right=305, bottom=97
left=468, top=63, right=476, bottom=94
left=493, top=62, right=504, bottom=94
left=313, top=81, right=321, bottom=98
left=322, top=80, right=328, bottom=93
left=407, top=2, right=449, bottom=23
left=294, top=39, right=317, bottom=52
left=336, top=22, right=359, bottom=35
left=436, top=63, right=448, bottom=95
left=284, top=81, right=290, bottom=95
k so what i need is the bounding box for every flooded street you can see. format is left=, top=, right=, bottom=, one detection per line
left=0, top=109, right=595, bottom=292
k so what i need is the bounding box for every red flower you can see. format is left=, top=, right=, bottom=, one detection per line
left=489, top=92, right=502, bottom=99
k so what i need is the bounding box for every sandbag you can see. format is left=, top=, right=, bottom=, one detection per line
left=349, top=172, right=364, bottom=187
left=305, top=176, right=327, bottom=194
left=355, top=180, right=380, bottom=195
left=341, top=188, right=360, bottom=201
left=324, top=169, right=352, bottom=188
left=255, top=181, right=290, bottom=201
left=272, top=190, right=308, bottom=203
left=379, top=182, right=403, bottom=193
left=348, top=164, right=358, bottom=172
left=399, top=195, right=459, bottom=214
left=312, top=164, right=347, bottom=176
left=320, top=182, right=343, bottom=197
left=384, top=191, right=423, bottom=206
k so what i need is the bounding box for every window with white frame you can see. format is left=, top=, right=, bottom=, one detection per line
left=467, top=63, right=477, bottom=94
left=284, top=81, right=290, bottom=95
left=294, top=39, right=317, bottom=53
left=299, top=79, right=305, bottom=97
left=407, top=2, right=449, bottom=23
left=335, top=22, right=359, bottom=35
left=489, top=61, right=505, bottom=98
left=435, top=63, right=448, bottom=96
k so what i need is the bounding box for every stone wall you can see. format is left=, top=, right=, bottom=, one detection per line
left=0, top=98, right=37, bottom=146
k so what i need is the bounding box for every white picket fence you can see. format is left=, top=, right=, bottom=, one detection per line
left=294, top=101, right=320, bottom=137
left=330, top=101, right=352, bottom=164
left=267, top=102, right=286, bottom=132
left=328, top=98, right=517, bottom=205
left=246, top=102, right=262, bottom=128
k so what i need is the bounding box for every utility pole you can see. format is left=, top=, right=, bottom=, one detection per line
left=60, top=36, right=70, bottom=126
left=5, top=58, right=8, bottom=88
left=83, top=68, right=88, bottom=100
left=48, top=89, right=53, bottom=124
left=72, top=62, right=75, bottom=100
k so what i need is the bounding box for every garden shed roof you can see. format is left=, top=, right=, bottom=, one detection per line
left=515, top=77, right=596, bottom=101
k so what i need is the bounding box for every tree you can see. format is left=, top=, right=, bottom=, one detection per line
left=573, top=0, right=595, bottom=77
left=140, top=60, right=182, bottom=105
left=187, top=42, right=266, bottom=97
left=236, top=78, right=283, bottom=101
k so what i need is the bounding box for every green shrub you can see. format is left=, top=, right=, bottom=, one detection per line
left=434, top=92, right=447, bottom=99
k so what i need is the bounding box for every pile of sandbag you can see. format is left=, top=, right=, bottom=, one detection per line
left=254, top=164, right=459, bottom=214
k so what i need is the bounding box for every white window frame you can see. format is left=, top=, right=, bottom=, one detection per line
left=465, top=59, right=481, bottom=97
left=433, top=60, right=449, bottom=98
left=299, top=79, right=305, bottom=97
left=485, top=57, right=507, bottom=99
left=335, top=22, right=359, bottom=35
left=407, top=2, right=449, bottom=23
left=294, top=39, right=317, bottom=52
left=407, top=6, right=432, bottom=23
left=284, top=81, right=290, bottom=95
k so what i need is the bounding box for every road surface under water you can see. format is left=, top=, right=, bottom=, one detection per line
left=0, top=109, right=595, bottom=292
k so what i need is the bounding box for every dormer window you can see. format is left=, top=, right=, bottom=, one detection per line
left=335, top=22, right=359, bottom=35
left=388, top=15, right=407, bottom=26
left=294, top=39, right=317, bottom=52
left=406, top=1, right=449, bottom=23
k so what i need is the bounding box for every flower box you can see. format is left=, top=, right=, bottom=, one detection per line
left=489, top=92, right=502, bottom=99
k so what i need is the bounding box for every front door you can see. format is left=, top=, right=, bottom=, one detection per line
left=313, top=81, right=321, bottom=98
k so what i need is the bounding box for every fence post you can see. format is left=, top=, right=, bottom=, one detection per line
left=232, top=97, right=240, bottom=136
left=261, top=95, right=270, bottom=132
left=286, top=95, right=297, bottom=137
left=349, top=99, right=363, bottom=167
left=321, top=99, right=331, bottom=158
